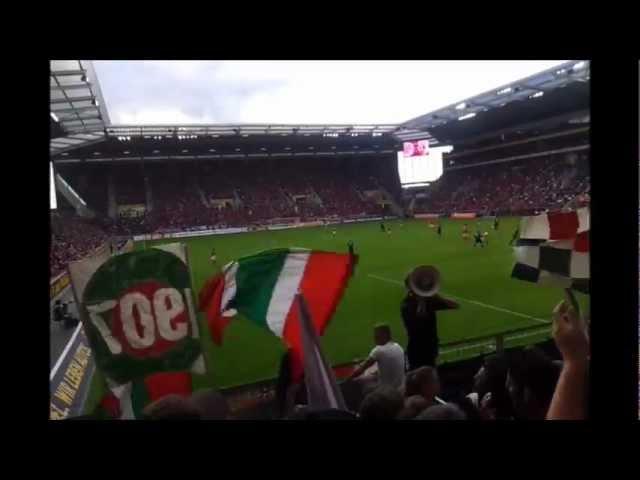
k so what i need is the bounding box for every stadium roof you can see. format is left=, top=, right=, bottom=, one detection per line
left=50, top=60, right=110, bottom=156
left=52, top=125, right=402, bottom=164
left=396, top=60, right=589, bottom=144
left=105, top=123, right=403, bottom=138
left=50, top=60, right=587, bottom=158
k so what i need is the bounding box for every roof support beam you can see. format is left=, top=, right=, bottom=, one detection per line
left=52, top=105, right=98, bottom=115
left=60, top=114, right=102, bottom=124
left=51, top=69, right=86, bottom=77
left=51, top=96, right=94, bottom=105
left=51, top=83, right=93, bottom=91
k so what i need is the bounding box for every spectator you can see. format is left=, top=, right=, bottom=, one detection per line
left=415, top=404, right=467, bottom=420
left=397, top=395, right=430, bottom=419
left=468, top=353, right=514, bottom=419
left=506, top=347, right=561, bottom=420
left=290, top=408, right=358, bottom=420
left=404, top=366, right=441, bottom=408
left=546, top=300, right=589, bottom=420
left=401, top=266, right=460, bottom=370
left=275, top=349, right=301, bottom=418
left=142, top=394, right=202, bottom=420
left=190, top=389, right=231, bottom=420
left=142, top=390, right=231, bottom=420
left=359, top=386, right=405, bottom=420
left=346, top=324, right=406, bottom=390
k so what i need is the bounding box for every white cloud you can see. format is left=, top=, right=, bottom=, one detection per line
left=94, top=60, right=571, bottom=125
left=115, top=108, right=200, bottom=125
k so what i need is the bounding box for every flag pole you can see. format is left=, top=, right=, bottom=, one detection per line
left=295, top=292, right=347, bottom=412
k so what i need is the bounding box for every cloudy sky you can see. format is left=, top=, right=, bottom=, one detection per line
left=94, top=61, right=569, bottom=125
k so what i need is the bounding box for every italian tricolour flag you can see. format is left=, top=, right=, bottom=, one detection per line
left=199, top=248, right=355, bottom=380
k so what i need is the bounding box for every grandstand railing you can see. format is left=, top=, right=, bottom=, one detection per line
left=439, top=322, right=552, bottom=364
left=218, top=321, right=553, bottom=397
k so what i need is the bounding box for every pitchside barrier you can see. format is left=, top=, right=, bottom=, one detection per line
left=132, top=216, right=397, bottom=241
left=50, top=271, right=72, bottom=303
left=450, top=212, right=477, bottom=219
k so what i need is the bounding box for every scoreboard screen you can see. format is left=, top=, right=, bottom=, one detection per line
left=397, top=140, right=452, bottom=187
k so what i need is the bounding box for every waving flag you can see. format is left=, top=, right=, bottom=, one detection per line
left=199, top=248, right=355, bottom=380
left=69, top=243, right=205, bottom=387
left=511, top=208, right=589, bottom=293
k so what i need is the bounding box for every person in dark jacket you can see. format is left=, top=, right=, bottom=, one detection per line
left=401, top=266, right=460, bottom=370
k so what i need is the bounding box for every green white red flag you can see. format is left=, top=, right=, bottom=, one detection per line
left=199, top=248, right=355, bottom=380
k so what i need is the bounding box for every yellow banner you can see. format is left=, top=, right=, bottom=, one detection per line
left=50, top=272, right=71, bottom=299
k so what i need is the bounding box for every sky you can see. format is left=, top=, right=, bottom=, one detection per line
left=93, top=61, right=569, bottom=125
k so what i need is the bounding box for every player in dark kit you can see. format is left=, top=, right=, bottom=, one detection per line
left=347, top=240, right=356, bottom=275
left=380, top=222, right=386, bottom=233
left=473, top=230, right=485, bottom=247
left=494, top=217, right=499, bottom=230
left=509, top=227, right=520, bottom=246
left=437, top=223, right=442, bottom=237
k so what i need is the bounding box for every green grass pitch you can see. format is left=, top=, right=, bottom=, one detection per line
left=84, top=217, right=589, bottom=412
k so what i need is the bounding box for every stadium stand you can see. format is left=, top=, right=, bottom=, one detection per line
left=57, top=164, right=109, bottom=215
left=50, top=211, right=110, bottom=277
left=50, top=60, right=591, bottom=420
left=412, top=152, right=589, bottom=216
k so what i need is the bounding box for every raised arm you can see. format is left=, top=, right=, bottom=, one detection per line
left=546, top=301, right=589, bottom=420
left=434, top=294, right=460, bottom=310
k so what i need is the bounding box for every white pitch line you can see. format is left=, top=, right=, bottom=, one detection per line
left=367, top=274, right=549, bottom=324
left=50, top=322, right=83, bottom=381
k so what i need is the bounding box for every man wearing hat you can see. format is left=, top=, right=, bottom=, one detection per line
left=401, top=266, right=460, bottom=370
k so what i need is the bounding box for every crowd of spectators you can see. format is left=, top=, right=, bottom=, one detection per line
left=50, top=212, right=110, bottom=277
left=58, top=166, right=109, bottom=215
left=114, top=168, right=146, bottom=205
left=413, top=155, right=590, bottom=215
left=111, top=297, right=588, bottom=421
left=264, top=293, right=588, bottom=421
left=84, top=158, right=395, bottom=236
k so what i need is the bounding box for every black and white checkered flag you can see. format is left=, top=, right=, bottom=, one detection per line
left=511, top=208, right=589, bottom=294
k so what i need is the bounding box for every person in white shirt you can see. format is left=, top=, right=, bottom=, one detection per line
left=346, top=324, right=406, bottom=390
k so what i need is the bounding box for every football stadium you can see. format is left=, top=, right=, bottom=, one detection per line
left=50, top=60, right=590, bottom=420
